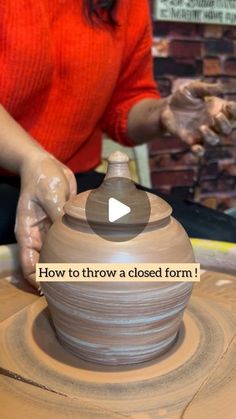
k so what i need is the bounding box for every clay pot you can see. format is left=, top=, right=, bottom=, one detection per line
left=40, top=151, right=194, bottom=366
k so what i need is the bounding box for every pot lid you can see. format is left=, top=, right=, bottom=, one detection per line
left=64, top=151, right=172, bottom=227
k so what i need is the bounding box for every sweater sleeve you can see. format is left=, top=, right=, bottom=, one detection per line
left=100, top=0, right=160, bottom=146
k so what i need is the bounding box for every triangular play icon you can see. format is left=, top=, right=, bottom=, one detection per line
left=108, top=197, right=131, bottom=223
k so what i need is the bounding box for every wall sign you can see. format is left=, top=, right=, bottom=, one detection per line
left=153, top=0, right=236, bottom=25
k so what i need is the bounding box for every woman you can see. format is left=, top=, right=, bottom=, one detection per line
left=0, top=0, right=236, bottom=287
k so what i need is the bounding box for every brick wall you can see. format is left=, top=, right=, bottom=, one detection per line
left=149, top=14, right=236, bottom=211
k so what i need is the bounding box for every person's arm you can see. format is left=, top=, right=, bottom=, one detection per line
left=0, top=104, right=77, bottom=288
left=100, top=0, right=160, bottom=146
left=0, top=104, right=47, bottom=173
left=101, top=0, right=236, bottom=151
left=127, top=98, right=167, bottom=143
left=127, top=82, right=236, bottom=149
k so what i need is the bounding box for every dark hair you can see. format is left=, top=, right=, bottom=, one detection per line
left=85, top=0, right=118, bottom=26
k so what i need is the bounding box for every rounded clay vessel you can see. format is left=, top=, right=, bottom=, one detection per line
left=40, top=151, right=195, bottom=366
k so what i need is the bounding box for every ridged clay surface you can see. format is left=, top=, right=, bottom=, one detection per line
left=40, top=151, right=195, bottom=365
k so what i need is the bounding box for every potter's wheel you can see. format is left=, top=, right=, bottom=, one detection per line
left=1, top=296, right=236, bottom=419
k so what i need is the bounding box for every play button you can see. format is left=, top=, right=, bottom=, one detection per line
left=66, top=151, right=171, bottom=242
left=85, top=176, right=151, bottom=242
left=108, top=198, right=131, bottom=223
left=84, top=151, right=153, bottom=242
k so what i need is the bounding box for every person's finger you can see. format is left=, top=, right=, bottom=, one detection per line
left=15, top=219, right=40, bottom=289
left=20, top=247, right=40, bottom=289
left=178, top=129, right=196, bottom=145
left=213, top=112, right=232, bottom=135
left=191, top=144, right=205, bottom=157
left=15, top=194, right=51, bottom=289
left=199, top=125, right=220, bottom=145
left=186, top=81, right=223, bottom=100
left=225, top=101, right=236, bottom=119
left=42, top=185, right=67, bottom=222
left=62, top=166, right=77, bottom=197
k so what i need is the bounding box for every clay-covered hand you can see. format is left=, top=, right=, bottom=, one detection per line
left=161, top=81, right=236, bottom=153
left=15, top=153, right=77, bottom=288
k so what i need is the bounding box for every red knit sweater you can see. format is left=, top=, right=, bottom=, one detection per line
left=0, top=0, right=159, bottom=173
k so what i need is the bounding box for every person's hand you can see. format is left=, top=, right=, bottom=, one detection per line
left=160, top=81, right=236, bottom=154
left=15, top=153, right=77, bottom=288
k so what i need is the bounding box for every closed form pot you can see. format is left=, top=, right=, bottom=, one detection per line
left=40, top=151, right=194, bottom=366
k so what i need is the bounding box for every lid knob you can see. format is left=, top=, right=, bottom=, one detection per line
left=105, top=151, right=131, bottom=180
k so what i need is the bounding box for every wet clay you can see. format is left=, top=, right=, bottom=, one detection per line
left=0, top=295, right=235, bottom=418
left=40, top=152, right=194, bottom=365
left=194, top=271, right=236, bottom=313
left=15, top=154, right=77, bottom=287
left=0, top=276, right=38, bottom=322
left=40, top=151, right=194, bottom=365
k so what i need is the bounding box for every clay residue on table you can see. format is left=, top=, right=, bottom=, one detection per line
left=182, top=334, right=236, bottom=419
left=194, top=271, right=236, bottom=313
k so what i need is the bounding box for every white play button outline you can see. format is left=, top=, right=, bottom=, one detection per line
left=85, top=176, right=151, bottom=241
left=108, top=197, right=131, bottom=223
